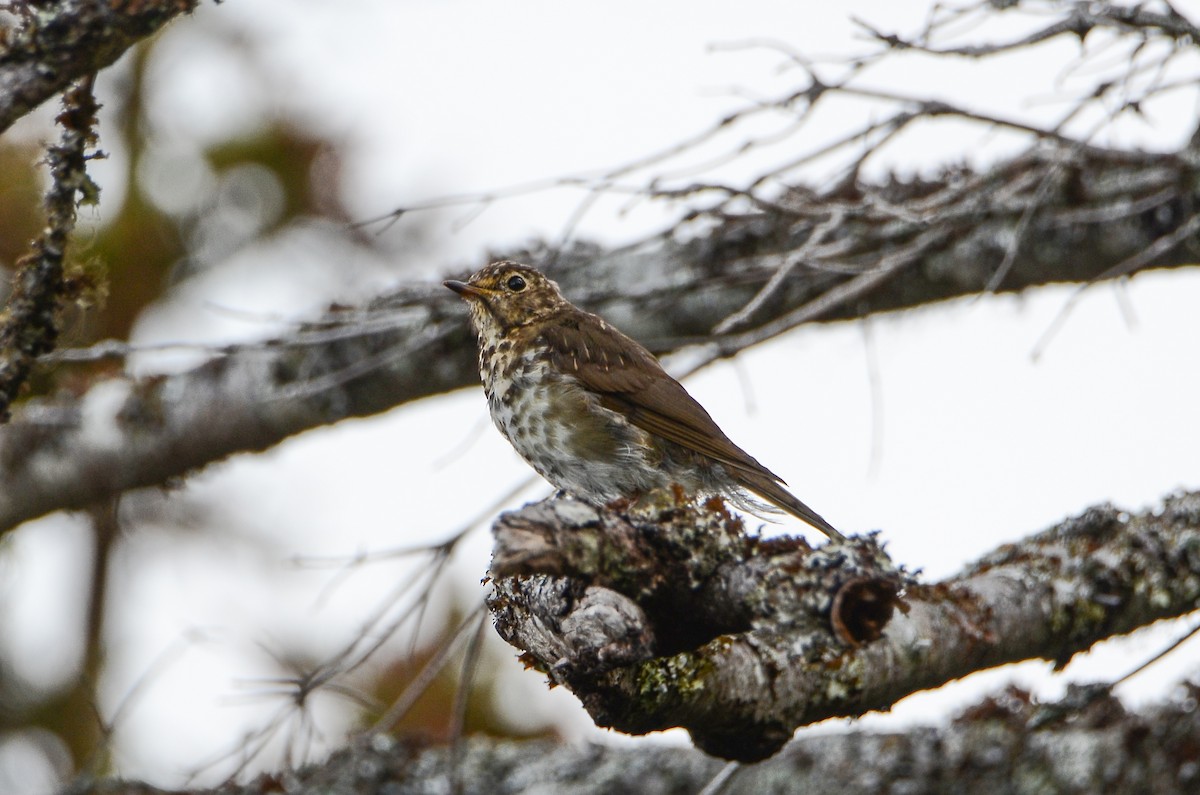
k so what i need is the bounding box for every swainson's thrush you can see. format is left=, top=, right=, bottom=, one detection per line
left=445, top=261, right=844, bottom=541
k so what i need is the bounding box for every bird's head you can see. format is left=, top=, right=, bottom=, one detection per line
left=444, top=261, right=568, bottom=336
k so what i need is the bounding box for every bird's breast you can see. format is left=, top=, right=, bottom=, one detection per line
left=479, top=342, right=662, bottom=498
left=483, top=345, right=589, bottom=451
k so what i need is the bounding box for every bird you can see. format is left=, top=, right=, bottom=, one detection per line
left=444, top=261, right=844, bottom=541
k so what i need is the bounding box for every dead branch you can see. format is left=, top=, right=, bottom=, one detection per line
left=857, top=1, right=1200, bottom=59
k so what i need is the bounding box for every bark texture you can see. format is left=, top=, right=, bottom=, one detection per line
left=0, top=77, right=98, bottom=419
left=487, top=491, right=1200, bottom=761
left=0, top=0, right=198, bottom=135
left=88, top=685, right=1200, bottom=794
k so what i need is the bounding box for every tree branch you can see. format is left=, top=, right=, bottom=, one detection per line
left=2, top=1, right=1198, bottom=537
left=857, top=1, right=1200, bottom=59
left=0, top=75, right=98, bottom=420
left=0, top=0, right=198, bottom=135
left=3, top=147, right=1198, bottom=532
left=88, top=684, right=1200, bottom=794
left=487, top=491, right=1200, bottom=761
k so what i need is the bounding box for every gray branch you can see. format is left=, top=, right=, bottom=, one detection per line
left=487, top=491, right=1200, bottom=761
left=1, top=1, right=1197, bottom=540
left=90, top=685, right=1200, bottom=794
left=0, top=0, right=198, bottom=135
left=3, top=140, right=1198, bottom=533
left=0, top=76, right=98, bottom=420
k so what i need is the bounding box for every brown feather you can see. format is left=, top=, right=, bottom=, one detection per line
left=539, top=314, right=764, bottom=469
left=538, top=309, right=843, bottom=540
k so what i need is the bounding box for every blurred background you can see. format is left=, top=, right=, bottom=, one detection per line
left=1, top=0, right=1199, bottom=791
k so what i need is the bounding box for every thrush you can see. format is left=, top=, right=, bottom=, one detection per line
left=444, top=261, right=844, bottom=541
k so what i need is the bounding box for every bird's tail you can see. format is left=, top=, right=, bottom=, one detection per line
left=737, top=473, right=845, bottom=542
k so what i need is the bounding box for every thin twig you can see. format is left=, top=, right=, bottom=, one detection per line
left=1032, top=212, right=1200, bottom=360
left=373, top=607, right=488, bottom=733
left=713, top=208, right=847, bottom=334
left=448, top=610, right=489, bottom=795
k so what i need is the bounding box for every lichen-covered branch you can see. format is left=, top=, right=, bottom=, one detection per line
left=0, top=76, right=99, bottom=421
left=487, top=491, right=1200, bottom=761
left=0, top=308, right=472, bottom=533
left=87, top=685, right=1200, bottom=794
left=4, top=147, right=1198, bottom=534
left=1, top=1, right=1197, bottom=535
left=0, top=0, right=198, bottom=135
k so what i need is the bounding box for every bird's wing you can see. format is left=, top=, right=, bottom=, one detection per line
left=537, top=312, right=784, bottom=483
left=538, top=311, right=844, bottom=539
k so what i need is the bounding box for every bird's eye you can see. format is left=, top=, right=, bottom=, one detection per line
left=506, top=275, right=526, bottom=292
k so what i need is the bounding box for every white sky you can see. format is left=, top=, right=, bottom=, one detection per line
left=3, top=0, right=1200, bottom=790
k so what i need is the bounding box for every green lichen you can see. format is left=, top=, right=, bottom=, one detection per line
left=633, top=650, right=713, bottom=704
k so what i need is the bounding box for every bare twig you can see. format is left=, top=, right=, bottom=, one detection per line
left=1032, top=211, right=1200, bottom=359
left=713, top=208, right=847, bottom=334
left=373, top=606, right=488, bottom=733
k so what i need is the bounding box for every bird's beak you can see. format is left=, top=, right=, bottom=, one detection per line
left=444, top=280, right=486, bottom=300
